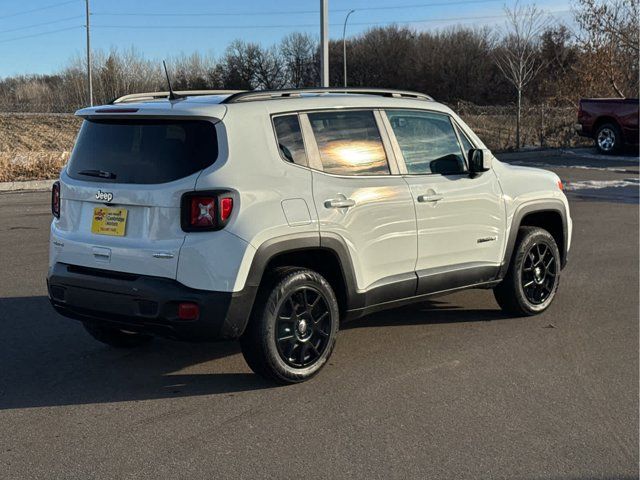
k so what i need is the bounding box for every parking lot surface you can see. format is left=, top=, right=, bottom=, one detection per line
left=0, top=148, right=638, bottom=479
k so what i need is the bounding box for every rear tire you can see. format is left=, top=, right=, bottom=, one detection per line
left=494, top=226, right=561, bottom=316
left=595, top=122, right=622, bottom=155
left=241, top=268, right=339, bottom=384
left=83, top=323, right=154, bottom=348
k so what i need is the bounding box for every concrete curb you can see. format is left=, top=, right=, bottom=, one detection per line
left=0, top=179, right=56, bottom=192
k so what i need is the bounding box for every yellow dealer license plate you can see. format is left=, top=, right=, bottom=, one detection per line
left=91, top=207, right=128, bottom=236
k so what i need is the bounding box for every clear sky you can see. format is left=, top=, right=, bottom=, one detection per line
left=0, top=0, right=574, bottom=78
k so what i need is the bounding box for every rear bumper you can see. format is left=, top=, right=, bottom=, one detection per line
left=47, top=263, right=256, bottom=341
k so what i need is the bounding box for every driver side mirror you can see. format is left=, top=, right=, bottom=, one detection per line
left=468, top=148, right=492, bottom=173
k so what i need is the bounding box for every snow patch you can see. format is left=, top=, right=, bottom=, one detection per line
left=561, top=149, right=639, bottom=163
left=510, top=161, right=632, bottom=172
left=564, top=178, right=640, bottom=190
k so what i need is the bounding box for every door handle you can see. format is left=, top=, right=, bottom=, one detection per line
left=324, top=197, right=356, bottom=209
left=417, top=193, right=443, bottom=203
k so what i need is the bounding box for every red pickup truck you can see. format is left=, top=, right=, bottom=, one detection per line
left=576, top=98, right=639, bottom=154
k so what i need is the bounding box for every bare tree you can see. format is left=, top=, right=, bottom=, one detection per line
left=493, top=2, right=548, bottom=149
left=536, top=26, right=581, bottom=105
left=574, top=0, right=639, bottom=98
left=351, top=26, right=417, bottom=88
left=171, top=52, right=216, bottom=90
left=254, top=47, right=287, bottom=89
left=217, top=40, right=262, bottom=89
left=280, top=33, right=317, bottom=87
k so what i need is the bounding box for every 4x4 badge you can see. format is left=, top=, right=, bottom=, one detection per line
left=95, top=190, right=113, bottom=202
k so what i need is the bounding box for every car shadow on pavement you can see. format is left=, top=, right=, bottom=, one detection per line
left=0, top=296, right=274, bottom=410
left=0, top=296, right=510, bottom=410
left=344, top=299, right=511, bottom=330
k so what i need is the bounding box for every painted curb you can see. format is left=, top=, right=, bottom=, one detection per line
left=0, top=179, right=56, bottom=192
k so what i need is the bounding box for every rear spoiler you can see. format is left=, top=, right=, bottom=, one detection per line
left=75, top=104, right=228, bottom=121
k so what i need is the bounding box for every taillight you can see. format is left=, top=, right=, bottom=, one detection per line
left=220, top=197, right=233, bottom=221
left=190, top=196, right=216, bottom=227
left=51, top=181, right=60, bottom=218
left=558, top=180, right=564, bottom=190
left=181, top=191, right=234, bottom=232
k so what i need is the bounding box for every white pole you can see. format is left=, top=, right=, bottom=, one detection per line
left=85, top=0, right=93, bottom=106
left=320, top=0, right=329, bottom=87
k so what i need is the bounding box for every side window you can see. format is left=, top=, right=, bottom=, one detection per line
left=454, top=122, right=475, bottom=161
left=386, top=110, right=467, bottom=175
left=273, top=115, right=308, bottom=167
left=308, top=110, right=390, bottom=176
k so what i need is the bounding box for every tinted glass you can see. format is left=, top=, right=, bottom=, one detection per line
left=67, top=119, right=218, bottom=184
left=386, top=110, right=466, bottom=175
left=308, top=110, right=389, bottom=175
left=273, top=115, right=307, bottom=166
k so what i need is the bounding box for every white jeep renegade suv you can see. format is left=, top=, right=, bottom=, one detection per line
left=48, top=88, right=572, bottom=383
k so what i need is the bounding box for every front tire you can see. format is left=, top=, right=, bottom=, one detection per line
left=494, top=226, right=561, bottom=316
left=83, top=323, right=154, bottom=348
left=595, top=122, right=622, bottom=155
left=241, top=268, right=339, bottom=384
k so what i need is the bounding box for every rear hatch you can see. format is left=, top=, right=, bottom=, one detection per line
left=54, top=116, right=220, bottom=279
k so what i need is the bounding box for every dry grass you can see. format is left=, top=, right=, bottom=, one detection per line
left=0, top=113, right=81, bottom=153
left=0, top=151, right=70, bottom=182
left=0, top=113, right=79, bottom=182
left=462, top=113, right=591, bottom=151
left=455, top=103, right=592, bottom=151
left=0, top=110, right=591, bottom=182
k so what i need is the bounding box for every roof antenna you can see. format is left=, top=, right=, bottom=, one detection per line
left=162, top=60, right=182, bottom=101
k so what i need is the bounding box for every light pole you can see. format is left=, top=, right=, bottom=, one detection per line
left=342, top=9, right=355, bottom=88
left=320, top=0, right=329, bottom=87
left=85, top=0, right=93, bottom=106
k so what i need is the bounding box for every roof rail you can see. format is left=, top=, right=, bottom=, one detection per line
left=111, top=90, right=246, bottom=104
left=222, top=87, right=433, bottom=104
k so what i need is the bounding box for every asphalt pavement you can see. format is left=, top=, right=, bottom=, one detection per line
left=0, top=148, right=638, bottom=479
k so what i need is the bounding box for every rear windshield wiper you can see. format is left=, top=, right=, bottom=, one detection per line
left=77, top=169, right=117, bottom=179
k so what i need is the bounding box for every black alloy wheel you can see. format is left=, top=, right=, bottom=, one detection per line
left=275, top=287, right=333, bottom=368
left=521, top=241, right=558, bottom=305
left=493, top=226, right=561, bottom=316
left=241, top=268, right=339, bottom=384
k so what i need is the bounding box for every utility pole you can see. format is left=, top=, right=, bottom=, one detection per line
left=342, top=9, right=355, bottom=88
left=320, top=0, right=329, bottom=87
left=85, top=0, right=93, bottom=106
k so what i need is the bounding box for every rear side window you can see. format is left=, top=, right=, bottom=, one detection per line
left=67, top=119, right=218, bottom=184
left=308, top=110, right=390, bottom=176
left=386, top=110, right=466, bottom=175
left=273, top=115, right=308, bottom=166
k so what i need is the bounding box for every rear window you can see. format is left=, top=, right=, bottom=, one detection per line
left=273, top=115, right=308, bottom=166
left=67, top=119, right=218, bottom=184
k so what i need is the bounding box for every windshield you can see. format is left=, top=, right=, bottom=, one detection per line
left=67, top=118, right=218, bottom=184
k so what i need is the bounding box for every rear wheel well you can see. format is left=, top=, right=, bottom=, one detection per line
left=519, top=211, right=565, bottom=263
left=593, top=116, right=621, bottom=135
left=260, top=249, right=348, bottom=313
